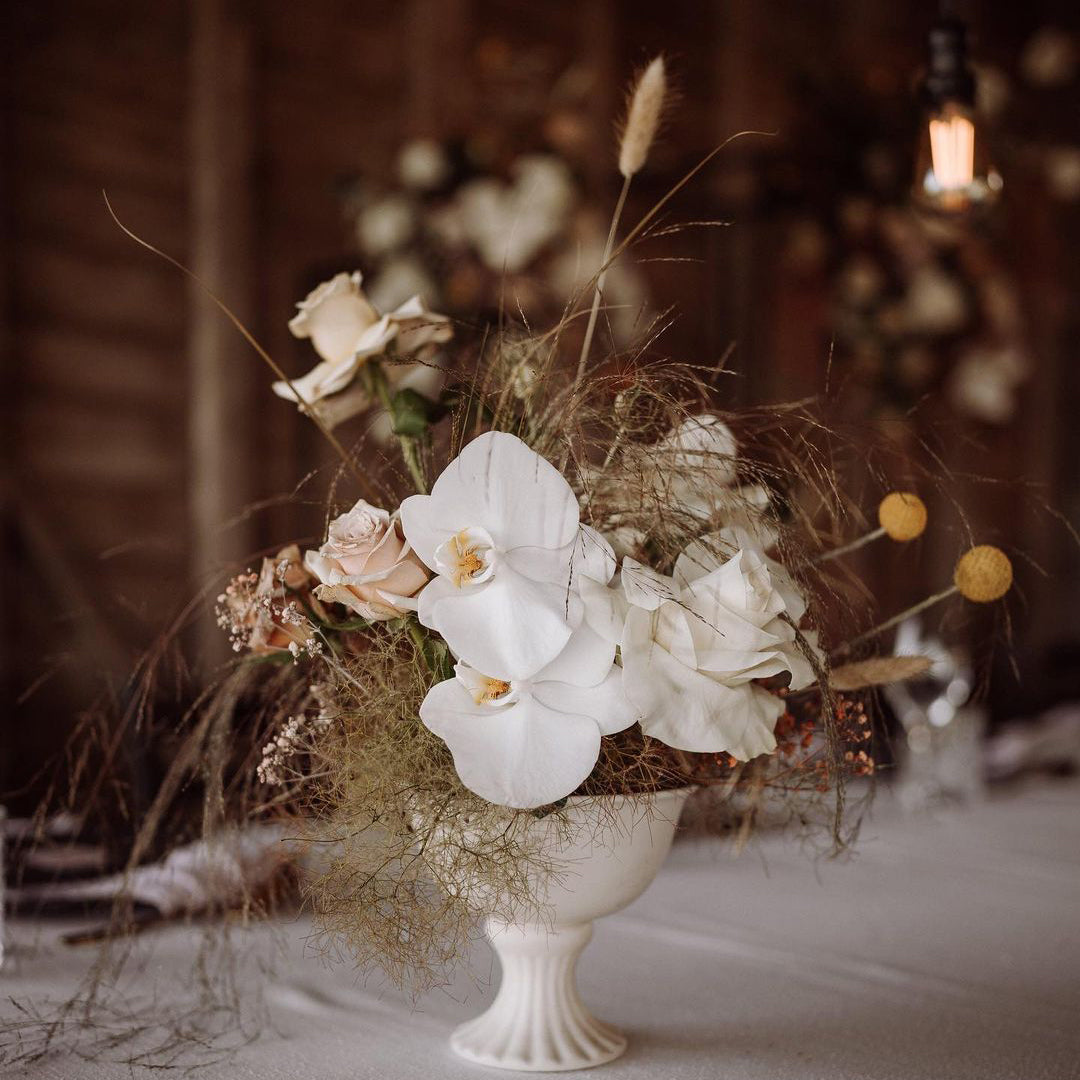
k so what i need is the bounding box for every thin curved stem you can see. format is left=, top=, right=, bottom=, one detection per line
left=574, top=174, right=632, bottom=390
left=103, top=193, right=378, bottom=501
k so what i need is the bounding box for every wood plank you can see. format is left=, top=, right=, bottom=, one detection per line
left=17, top=246, right=187, bottom=338
left=18, top=326, right=187, bottom=404
left=187, top=0, right=256, bottom=665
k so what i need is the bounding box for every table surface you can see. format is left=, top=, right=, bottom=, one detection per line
left=3, top=780, right=1079, bottom=1080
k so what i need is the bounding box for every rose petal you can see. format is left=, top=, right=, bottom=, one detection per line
left=623, top=606, right=782, bottom=758
left=288, top=272, right=379, bottom=366
left=352, top=314, right=399, bottom=358
left=621, top=559, right=679, bottom=611
left=272, top=356, right=360, bottom=405
left=652, top=601, right=697, bottom=670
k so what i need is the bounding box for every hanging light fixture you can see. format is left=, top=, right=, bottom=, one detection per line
left=913, top=8, right=1002, bottom=213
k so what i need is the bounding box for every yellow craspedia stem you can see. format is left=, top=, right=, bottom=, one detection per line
left=878, top=492, right=928, bottom=542
left=954, top=545, right=1013, bottom=603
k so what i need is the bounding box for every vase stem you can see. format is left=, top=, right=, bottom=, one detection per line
left=450, top=918, right=627, bottom=1072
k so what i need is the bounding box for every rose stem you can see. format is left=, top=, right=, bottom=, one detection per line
left=369, top=360, right=428, bottom=494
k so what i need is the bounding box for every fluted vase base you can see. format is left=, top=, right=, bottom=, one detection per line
left=451, top=920, right=625, bottom=1072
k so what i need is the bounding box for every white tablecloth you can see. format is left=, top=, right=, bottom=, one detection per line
left=3, top=781, right=1079, bottom=1079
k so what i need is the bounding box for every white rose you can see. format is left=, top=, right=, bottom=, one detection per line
left=582, top=531, right=819, bottom=760
left=273, top=272, right=452, bottom=408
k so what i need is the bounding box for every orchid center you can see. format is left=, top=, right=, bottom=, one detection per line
left=435, top=526, right=496, bottom=589
left=454, top=662, right=519, bottom=708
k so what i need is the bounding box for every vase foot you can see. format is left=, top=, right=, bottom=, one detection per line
left=450, top=920, right=627, bottom=1072
left=450, top=1012, right=626, bottom=1073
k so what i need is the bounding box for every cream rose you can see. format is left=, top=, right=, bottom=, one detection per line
left=304, top=499, right=430, bottom=622
left=273, top=272, right=452, bottom=411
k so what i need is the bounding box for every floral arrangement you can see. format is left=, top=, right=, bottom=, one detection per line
left=78, top=57, right=1012, bottom=1005
left=194, top=57, right=1021, bottom=995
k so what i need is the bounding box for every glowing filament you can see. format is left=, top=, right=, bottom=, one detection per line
left=928, top=113, right=975, bottom=192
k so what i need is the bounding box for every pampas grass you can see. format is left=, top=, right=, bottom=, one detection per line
left=576, top=55, right=666, bottom=385
left=618, top=56, right=667, bottom=179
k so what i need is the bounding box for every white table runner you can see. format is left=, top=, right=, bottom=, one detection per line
left=3, top=780, right=1078, bottom=1079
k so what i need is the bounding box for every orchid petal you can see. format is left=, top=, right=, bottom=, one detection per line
left=420, top=678, right=600, bottom=809
left=408, top=432, right=579, bottom=558
left=417, top=567, right=576, bottom=681
left=532, top=665, right=637, bottom=737
left=535, top=621, right=615, bottom=687
left=572, top=525, right=617, bottom=585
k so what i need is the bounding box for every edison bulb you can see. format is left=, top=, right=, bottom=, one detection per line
left=914, top=101, right=1002, bottom=213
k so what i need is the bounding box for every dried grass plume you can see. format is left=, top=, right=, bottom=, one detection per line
left=618, top=56, right=666, bottom=178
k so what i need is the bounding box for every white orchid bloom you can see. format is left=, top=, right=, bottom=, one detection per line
left=401, top=432, right=612, bottom=682
left=273, top=272, right=451, bottom=408
left=420, top=623, right=635, bottom=808
left=582, top=531, right=818, bottom=760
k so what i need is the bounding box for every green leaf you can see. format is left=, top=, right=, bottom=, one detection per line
left=390, top=388, right=443, bottom=437
left=241, top=651, right=293, bottom=667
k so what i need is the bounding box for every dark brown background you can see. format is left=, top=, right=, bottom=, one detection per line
left=4, top=0, right=1079, bottom=811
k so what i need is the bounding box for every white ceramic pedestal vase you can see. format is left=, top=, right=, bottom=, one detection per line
left=450, top=787, right=692, bottom=1072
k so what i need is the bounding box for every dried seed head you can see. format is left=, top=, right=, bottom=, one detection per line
left=878, top=492, right=928, bottom=541
left=618, top=56, right=666, bottom=178
left=954, top=544, right=1013, bottom=603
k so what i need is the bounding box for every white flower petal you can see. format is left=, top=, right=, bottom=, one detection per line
left=417, top=567, right=575, bottom=681
left=352, top=314, right=399, bottom=358
left=502, top=544, right=573, bottom=588
left=535, top=621, right=615, bottom=687
left=532, top=665, right=637, bottom=737
left=651, top=602, right=697, bottom=670
left=288, top=272, right=379, bottom=366
left=623, top=614, right=781, bottom=758
left=572, top=525, right=617, bottom=585
left=420, top=678, right=600, bottom=808
left=579, top=575, right=629, bottom=645
left=272, top=356, right=360, bottom=405
left=307, top=381, right=372, bottom=430
left=428, top=432, right=579, bottom=553
left=621, top=559, right=679, bottom=611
